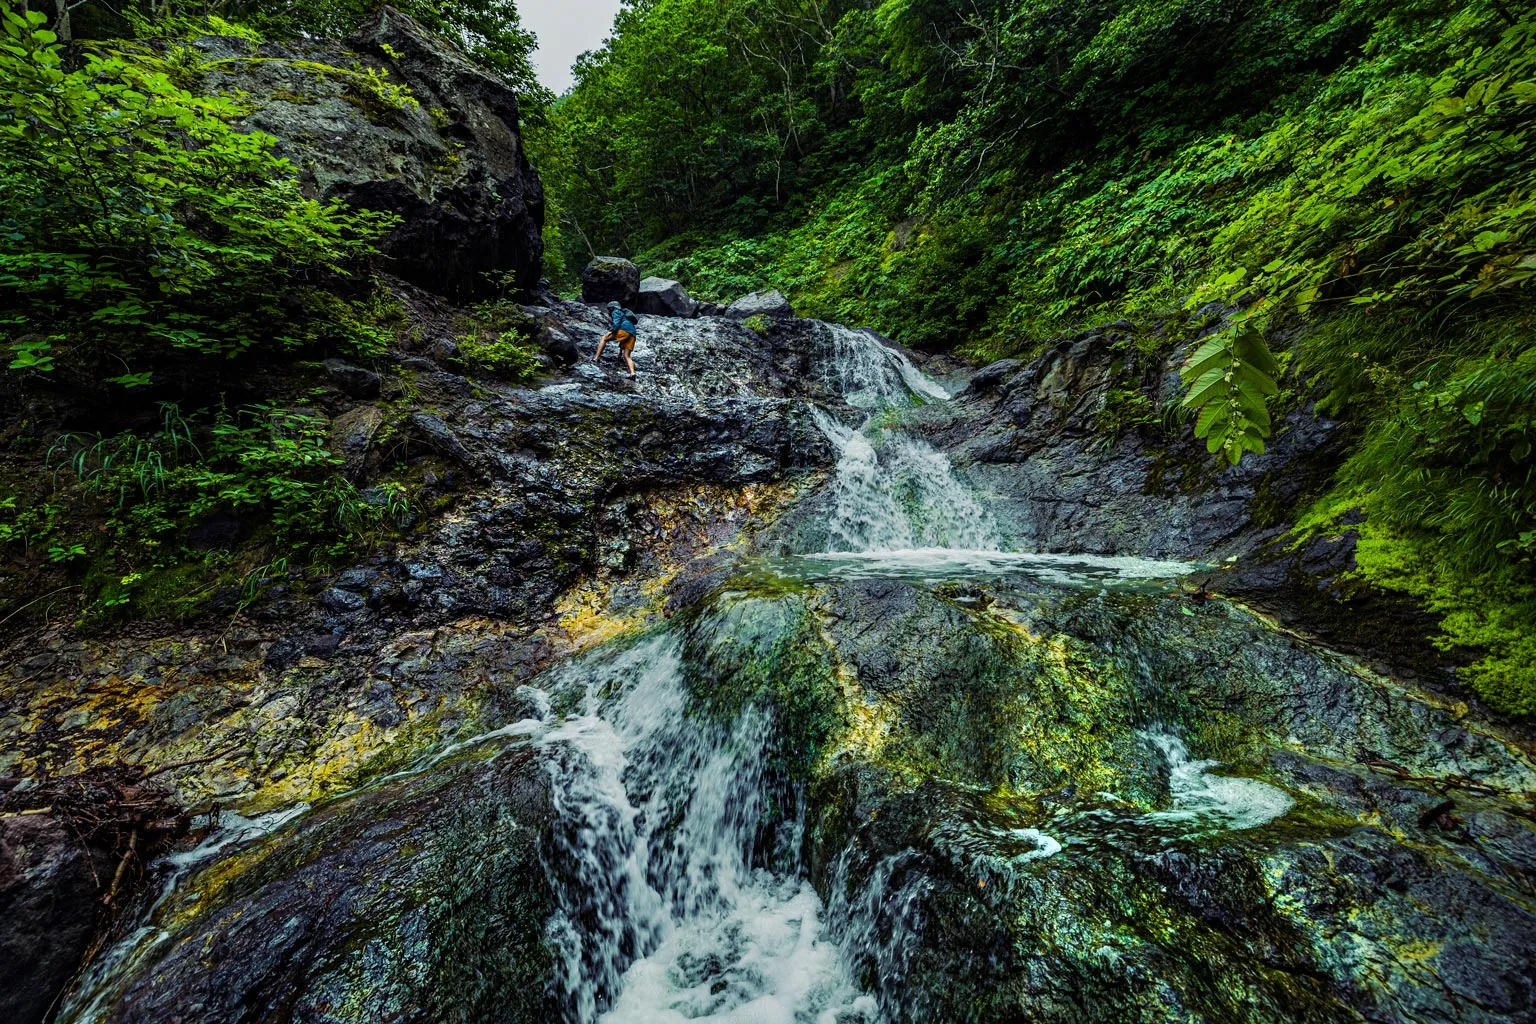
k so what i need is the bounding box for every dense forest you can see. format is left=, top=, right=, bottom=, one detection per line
left=538, top=0, right=1536, bottom=716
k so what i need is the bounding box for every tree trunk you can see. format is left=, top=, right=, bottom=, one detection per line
left=53, top=0, right=71, bottom=43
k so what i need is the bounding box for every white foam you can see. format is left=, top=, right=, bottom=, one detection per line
left=600, top=874, right=875, bottom=1024
left=797, top=548, right=1198, bottom=585
left=539, top=636, right=872, bottom=1022
left=1142, top=730, right=1293, bottom=831
left=1005, top=827, right=1063, bottom=861
left=816, top=322, right=949, bottom=409
left=810, top=412, right=1000, bottom=554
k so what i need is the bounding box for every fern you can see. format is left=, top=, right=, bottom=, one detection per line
left=1179, top=324, right=1280, bottom=465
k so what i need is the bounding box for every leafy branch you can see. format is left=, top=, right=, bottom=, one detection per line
left=1179, top=324, right=1280, bottom=465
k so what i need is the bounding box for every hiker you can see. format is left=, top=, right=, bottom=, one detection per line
left=593, top=300, right=639, bottom=378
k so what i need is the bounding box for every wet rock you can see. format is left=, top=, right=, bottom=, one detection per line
left=725, top=289, right=794, bottom=319
left=581, top=256, right=641, bottom=306
left=0, top=813, right=110, bottom=1024
left=523, top=309, right=580, bottom=366
left=964, top=358, right=1025, bottom=393
left=327, top=405, right=385, bottom=480
left=636, top=276, right=698, bottom=318
left=322, top=359, right=382, bottom=399
left=1214, top=530, right=1465, bottom=694
left=779, top=574, right=1536, bottom=1024
left=222, top=10, right=544, bottom=301
left=407, top=411, right=476, bottom=469
left=319, top=586, right=367, bottom=613
left=895, top=319, right=1346, bottom=558
left=87, top=743, right=556, bottom=1024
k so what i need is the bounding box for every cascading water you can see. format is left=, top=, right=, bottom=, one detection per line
left=537, top=634, right=874, bottom=1023
left=814, top=323, right=951, bottom=411
left=53, top=318, right=1326, bottom=1024
left=533, top=324, right=971, bottom=1023
left=810, top=409, right=1000, bottom=553
left=810, top=324, right=1001, bottom=555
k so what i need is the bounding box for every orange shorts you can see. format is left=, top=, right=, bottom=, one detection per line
left=615, top=329, right=635, bottom=353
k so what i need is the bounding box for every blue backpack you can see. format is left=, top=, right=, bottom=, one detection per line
left=610, top=306, right=637, bottom=335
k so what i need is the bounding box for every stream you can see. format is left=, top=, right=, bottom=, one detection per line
left=58, top=323, right=1536, bottom=1024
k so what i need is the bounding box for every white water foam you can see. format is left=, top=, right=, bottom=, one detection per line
left=817, top=322, right=950, bottom=410
left=796, top=548, right=1198, bottom=585
left=539, top=636, right=873, bottom=1023
left=811, top=408, right=1000, bottom=553
left=1142, top=729, right=1293, bottom=831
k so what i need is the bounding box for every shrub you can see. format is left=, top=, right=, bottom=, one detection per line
left=0, top=7, right=395, bottom=377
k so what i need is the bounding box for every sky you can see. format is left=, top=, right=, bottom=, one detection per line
left=522, top=0, right=626, bottom=95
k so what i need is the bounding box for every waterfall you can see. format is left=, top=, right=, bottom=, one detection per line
left=811, top=409, right=1000, bottom=552
left=815, top=323, right=951, bottom=411
left=540, top=635, right=874, bottom=1023
left=811, top=324, right=1000, bottom=554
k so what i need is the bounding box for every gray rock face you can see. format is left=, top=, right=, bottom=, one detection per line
left=1, top=813, right=111, bottom=1024
left=84, top=744, right=555, bottom=1024
left=635, top=276, right=698, bottom=318
left=581, top=257, right=641, bottom=306
left=725, top=289, right=794, bottom=319
left=327, top=404, right=384, bottom=480
left=215, top=9, right=544, bottom=301
left=899, top=323, right=1344, bottom=559
left=406, top=410, right=476, bottom=470
left=322, top=359, right=382, bottom=399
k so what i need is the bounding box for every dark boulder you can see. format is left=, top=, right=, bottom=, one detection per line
left=322, top=359, right=382, bottom=399
left=725, top=289, right=793, bottom=319
left=0, top=812, right=111, bottom=1024
left=521, top=305, right=581, bottom=366
left=91, top=744, right=557, bottom=1024
left=963, top=358, right=1025, bottom=394
left=220, top=8, right=544, bottom=302
left=636, top=276, right=698, bottom=318
left=407, top=411, right=478, bottom=470
left=581, top=257, right=641, bottom=306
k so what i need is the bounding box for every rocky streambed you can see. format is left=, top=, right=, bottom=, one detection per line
left=9, top=317, right=1532, bottom=1024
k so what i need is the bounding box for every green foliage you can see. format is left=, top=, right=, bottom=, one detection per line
left=455, top=301, right=543, bottom=381
left=1096, top=387, right=1160, bottom=440
left=741, top=314, right=772, bottom=338
left=546, top=0, right=1536, bottom=716
left=0, top=495, right=66, bottom=557
left=10, top=401, right=413, bottom=621
left=1178, top=325, right=1281, bottom=465
left=0, top=6, right=394, bottom=375
left=72, top=0, right=548, bottom=113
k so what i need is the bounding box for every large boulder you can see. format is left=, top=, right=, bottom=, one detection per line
left=636, top=277, right=698, bottom=318
left=213, top=8, right=544, bottom=301
left=0, top=812, right=111, bottom=1024
left=85, top=743, right=558, bottom=1024
left=725, top=289, right=794, bottom=319
left=581, top=257, right=641, bottom=306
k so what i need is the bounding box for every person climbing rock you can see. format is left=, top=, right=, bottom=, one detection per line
left=594, top=300, right=639, bottom=378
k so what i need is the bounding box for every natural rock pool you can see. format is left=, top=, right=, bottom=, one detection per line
left=53, top=326, right=1536, bottom=1024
